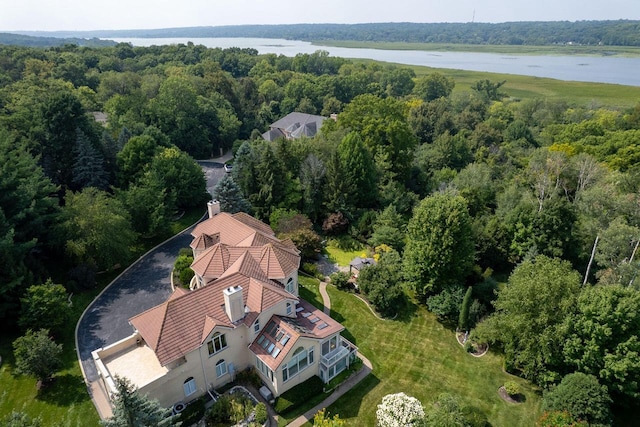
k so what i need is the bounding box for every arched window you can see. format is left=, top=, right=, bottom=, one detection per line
left=286, top=302, right=292, bottom=315
left=183, top=377, right=196, bottom=396
left=216, top=359, right=227, bottom=378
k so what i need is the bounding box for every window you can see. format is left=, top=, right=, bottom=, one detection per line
left=286, top=302, right=292, bottom=315
left=254, top=318, right=260, bottom=333
left=322, top=336, right=338, bottom=356
left=207, top=333, right=227, bottom=356
left=216, top=359, right=227, bottom=378
left=286, top=277, right=295, bottom=293
left=183, top=377, right=196, bottom=397
left=282, top=346, right=314, bottom=382
left=256, top=357, right=274, bottom=382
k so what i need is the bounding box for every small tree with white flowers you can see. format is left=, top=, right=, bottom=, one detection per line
left=376, top=392, right=425, bottom=427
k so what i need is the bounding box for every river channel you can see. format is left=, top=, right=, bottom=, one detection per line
left=112, top=37, right=640, bottom=87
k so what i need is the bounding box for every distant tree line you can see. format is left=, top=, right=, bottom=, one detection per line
left=0, top=32, right=115, bottom=48
left=19, top=20, right=640, bottom=47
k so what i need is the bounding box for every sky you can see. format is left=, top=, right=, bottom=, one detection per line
left=0, top=0, right=638, bottom=32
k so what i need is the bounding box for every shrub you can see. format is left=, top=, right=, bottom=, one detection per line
left=504, top=381, right=521, bottom=397
left=274, top=376, right=324, bottom=414
left=328, top=235, right=361, bottom=251
left=179, top=268, right=194, bottom=287
left=174, top=253, right=194, bottom=287
left=236, top=367, right=261, bottom=388
left=330, top=271, right=351, bottom=291
left=302, top=262, right=324, bottom=280
left=206, top=395, right=231, bottom=426
left=322, top=212, right=350, bottom=235
left=179, top=398, right=206, bottom=426
left=254, top=403, right=267, bottom=425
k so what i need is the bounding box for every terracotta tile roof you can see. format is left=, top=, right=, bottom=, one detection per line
left=191, top=244, right=300, bottom=283
left=190, top=244, right=231, bottom=279
left=190, top=213, right=300, bottom=282
left=249, top=299, right=344, bottom=371
left=189, top=233, right=219, bottom=251
left=219, top=251, right=270, bottom=283
left=232, top=212, right=275, bottom=236
left=130, top=271, right=297, bottom=366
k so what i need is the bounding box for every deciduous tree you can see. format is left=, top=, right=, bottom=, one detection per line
left=19, top=280, right=69, bottom=334
left=543, top=373, right=611, bottom=426
left=403, top=193, right=474, bottom=301
left=13, top=329, right=63, bottom=383
left=474, top=256, right=581, bottom=386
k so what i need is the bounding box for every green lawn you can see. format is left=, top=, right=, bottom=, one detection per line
left=0, top=207, right=206, bottom=426
left=292, top=279, right=543, bottom=426
left=324, top=243, right=366, bottom=267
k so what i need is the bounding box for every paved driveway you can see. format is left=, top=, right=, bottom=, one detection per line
left=77, top=162, right=226, bottom=382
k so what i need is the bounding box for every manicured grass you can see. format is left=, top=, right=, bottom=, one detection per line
left=313, top=40, right=640, bottom=57
left=0, top=208, right=206, bottom=426
left=294, top=279, right=543, bottom=426
left=324, top=244, right=366, bottom=267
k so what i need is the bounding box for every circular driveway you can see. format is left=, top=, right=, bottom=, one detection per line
left=77, top=161, right=226, bottom=382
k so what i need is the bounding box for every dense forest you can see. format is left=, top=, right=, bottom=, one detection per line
left=1, top=41, right=640, bottom=425
left=15, top=20, right=640, bottom=46
left=0, top=33, right=115, bottom=48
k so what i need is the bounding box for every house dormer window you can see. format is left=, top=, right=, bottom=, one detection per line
left=286, top=277, right=294, bottom=293
left=286, top=302, right=292, bottom=315
left=253, top=318, right=260, bottom=333
left=207, top=332, right=227, bottom=356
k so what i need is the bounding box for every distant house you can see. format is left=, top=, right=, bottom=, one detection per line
left=262, top=112, right=327, bottom=141
left=349, top=257, right=376, bottom=278
left=92, top=205, right=356, bottom=410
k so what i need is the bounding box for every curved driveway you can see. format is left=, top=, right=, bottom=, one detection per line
left=77, top=161, right=226, bottom=382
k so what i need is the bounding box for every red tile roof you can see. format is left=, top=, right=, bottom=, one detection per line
left=190, top=213, right=300, bottom=282
left=130, top=272, right=298, bottom=366
left=249, top=299, right=344, bottom=371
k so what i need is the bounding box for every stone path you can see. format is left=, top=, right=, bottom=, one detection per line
left=286, top=282, right=373, bottom=427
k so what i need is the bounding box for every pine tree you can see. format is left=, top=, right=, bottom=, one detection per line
left=102, top=376, right=179, bottom=427
left=338, top=132, right=377, bottom=207
left=300, top=153, right=326, bottom=223
left=212, top=174, right=251, bottom=214
left=73, top=128, right=108, bottom=190
left=458, top=286, right=473, bottom=331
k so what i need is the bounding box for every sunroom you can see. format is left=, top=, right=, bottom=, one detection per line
left=319, top=335, right=358, bottom=383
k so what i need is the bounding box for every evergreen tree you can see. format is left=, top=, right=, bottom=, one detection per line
left=324, top=150, right=354, bottom=218
left=337, top=132, right=377, bottom=207
left=102, top=376, right=179, bottom=427
left=0, top=129, right=58, bottom=320
left=73, top=128, right=108, bottom=190
left=231, top=141, right=257, bottom=198
left=212, top=174, right=251, bottom=214
left=116, top=126, right=132, bottom=152
left=300, top=153, right=326, bottom=223
left=458, top=286, right=473, bottom=331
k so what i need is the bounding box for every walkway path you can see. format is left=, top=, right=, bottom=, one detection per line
left=287, top=282, right=372, bottom=427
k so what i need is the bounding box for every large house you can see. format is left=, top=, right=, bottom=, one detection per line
left=261, top=112, right=327, bottom=141
left=92, top=202, right=357, bottom=409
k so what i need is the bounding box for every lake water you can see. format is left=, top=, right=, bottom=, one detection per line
left=112, top=37, right=640, bottom=87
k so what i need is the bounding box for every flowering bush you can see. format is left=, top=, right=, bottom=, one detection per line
left=376, top=392, right=425, bottom=427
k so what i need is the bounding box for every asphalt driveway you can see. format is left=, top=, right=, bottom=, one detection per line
left=77, top=161, right=227, bottom=382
